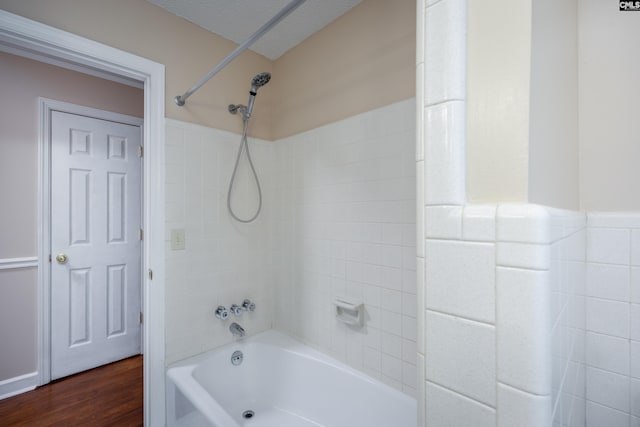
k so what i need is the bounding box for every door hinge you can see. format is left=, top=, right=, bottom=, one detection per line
left=139, top=228, right=143, bottom=241
left=138, top=146, right=143, bottom=157
left=148, top=269, right=153, bottom=280
left=48, top=254, right=51, bottom=263
left=139, top=312, right=143, bottom=324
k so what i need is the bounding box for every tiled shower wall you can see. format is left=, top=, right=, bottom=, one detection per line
left=164, top=119, right=275, bottom=365
left=272, top=99, right=417, bottom=395
left=584, top=213, right=640, bottom=426
left=164, top=99, right=417, bottom=394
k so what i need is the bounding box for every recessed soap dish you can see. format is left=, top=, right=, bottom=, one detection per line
left=333, top=296, right=364, bottom=328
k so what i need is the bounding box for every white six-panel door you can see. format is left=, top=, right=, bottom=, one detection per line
left=50, top=110, right=142, bottom=380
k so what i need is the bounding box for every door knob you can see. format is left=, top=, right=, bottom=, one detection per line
left=55, top=253, right=68, bottom=264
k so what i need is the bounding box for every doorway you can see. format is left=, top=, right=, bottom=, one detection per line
left=43, top=100, right=143, bottom=380
left=0, top=9, right=166, bottom=426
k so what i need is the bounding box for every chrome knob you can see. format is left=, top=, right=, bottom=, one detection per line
left=242, top=299, right=256, bottom=312
left=215, top=306, right=229, bottom=320
left=230, top=304, right=244, bottom=316
left=55, top=253, right=68, bottom=264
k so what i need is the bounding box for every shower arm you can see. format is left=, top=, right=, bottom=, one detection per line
left=174, top=0, right=307, bottom=107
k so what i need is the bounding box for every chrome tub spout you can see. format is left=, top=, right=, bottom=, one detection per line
left=229, top=322, right=245, bottom=337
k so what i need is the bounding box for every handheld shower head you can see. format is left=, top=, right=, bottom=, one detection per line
left=250, top=72, right=271, bottom=93
left=246, top=72, right=271, bottom=118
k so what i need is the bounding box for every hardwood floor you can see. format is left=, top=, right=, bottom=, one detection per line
left=0, top=356, right=143, bottom=427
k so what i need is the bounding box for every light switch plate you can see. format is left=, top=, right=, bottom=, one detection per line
left=171, top=229, right=186, bottom=250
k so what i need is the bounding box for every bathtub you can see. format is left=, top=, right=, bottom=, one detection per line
left=166, top=329, right=416, bottom=427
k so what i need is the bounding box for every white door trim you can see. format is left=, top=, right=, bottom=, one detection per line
left=0, top=10, right=166, bottom=426
left=40, top=98, right=144, bottom=382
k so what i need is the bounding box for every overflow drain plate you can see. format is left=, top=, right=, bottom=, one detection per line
left=242, top=410, right=255, bottom=419
left=231, top=350, right=243, bottom=366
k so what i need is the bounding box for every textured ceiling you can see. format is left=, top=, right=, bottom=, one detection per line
left=146, top=0, right=362, bottom=60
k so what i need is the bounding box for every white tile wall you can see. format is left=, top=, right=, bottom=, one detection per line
left=425, top=239, right=496, bottom=324
left=425, top=310, right=496, bottom=406
left=587, top=228, right=630, bottom=265
left=586, top=401, right=630, bottom=427
left=497, top=383, right=552, bottom=427
left=164, top=119, right=275, bottom=365
left=583, top=212, right=640, bottom=425
left=165, top=101, right=416, bottom=400
left=273, top=99, right=417, bottom=396
left=419, top=0, right=495, bottom=423
left=426, top=381, right=496, bottom=427
left=424, top=101, right=466, bottom=205
left=496, top=207, right=587, bottom=427
left=496, top=267, right=551, bottom=395
left=496, top=242, right=551, bottom=270
left=420, top=204, right=586, bottom=426
left=632, top=379, right=640, bottom=417
left=586, top=264, right=629, bottom=302
left=462, top=205, right=497, bottom=242
left=424, top=0, right=466, bottom=105
left=425, top=205, right=463, bottom=239
left=586, top=332, right=629, bottom=376
left=496, top=204, right=552, bottom=244
left=548, top=209, right=586, bottom=427
left=631, top=341, right=640, bottom=380
left=586, top=298, right=629, bottom=338
left=586, top=367, right=629, bottom=413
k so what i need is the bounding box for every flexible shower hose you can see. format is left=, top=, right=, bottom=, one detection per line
left=227, top=118, right=262, bottom=223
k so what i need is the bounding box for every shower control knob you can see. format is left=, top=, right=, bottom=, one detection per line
left=230, top=304, right=244, bottom=316
left=242, top=299, right=256, bottom=312
left=215, top=306, right=229, bottom=320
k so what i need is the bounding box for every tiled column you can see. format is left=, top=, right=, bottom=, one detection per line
left=417, top=0, right=469, bottom=425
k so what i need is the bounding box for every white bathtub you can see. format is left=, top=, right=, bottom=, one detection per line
left=166, top=329, right=416, bottom=427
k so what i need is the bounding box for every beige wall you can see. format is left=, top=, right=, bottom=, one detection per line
left=0, top=0, right=274, bottom=140
left=528, top=0, right=579, bottom=210
left=272, top=0, right=415, bottom=139
left=468, top=0, right=640, bottom=211
left=0, top=51, right=143, bottom=381
left=467, top=0, right=581, bottom=210
left=0, top=52, right=143, bottom=259
left=466, top=0, right=532, bottom=204
left=1, top=0, right=415, bottom=140
left=579, top=0, right=640, bottom=211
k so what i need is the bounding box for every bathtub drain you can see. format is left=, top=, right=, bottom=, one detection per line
left=231, top=350, right=243, bottom=366
left=242, top=410, right=255, bottom=419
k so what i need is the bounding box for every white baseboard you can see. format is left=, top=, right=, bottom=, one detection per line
left=0, top=371, right=38, bottom=400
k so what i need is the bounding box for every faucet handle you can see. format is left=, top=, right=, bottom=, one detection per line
left=230, top=304, right=244, bottom=316
left=215, top=306, right=229, bottom=320
left=242, top=299, right=256, bottom=312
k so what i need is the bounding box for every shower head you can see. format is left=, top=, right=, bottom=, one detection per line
left=250, top=72, right=271, bottom=93
left=246, top=72, right=271, bottom=119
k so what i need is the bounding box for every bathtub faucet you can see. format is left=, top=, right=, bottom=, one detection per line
left=229, top=322, right=245, bottom=338
left=230, top=299, right=256, bottom=316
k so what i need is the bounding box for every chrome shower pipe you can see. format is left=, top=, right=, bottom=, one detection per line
left=174, top=0, right=307, bottom=106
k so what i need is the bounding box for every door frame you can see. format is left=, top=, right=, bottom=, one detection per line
left=0, top=10, right=166, bottom=426
left=40, top=98, right=144, bottom=381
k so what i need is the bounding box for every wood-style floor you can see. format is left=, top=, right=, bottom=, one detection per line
left=0, top=355, right=143, bottom=427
